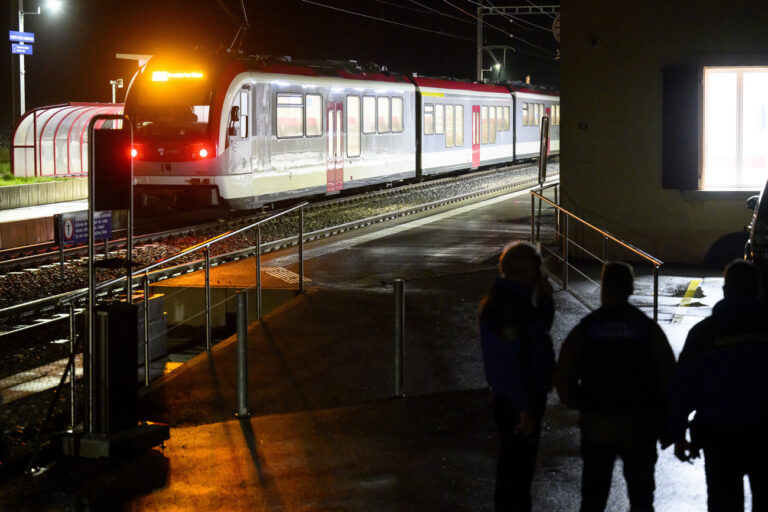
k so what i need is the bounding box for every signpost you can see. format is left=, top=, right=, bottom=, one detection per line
left=55, top=211, right=112, bottom=278
left=11, top=43, right=32, bottom=55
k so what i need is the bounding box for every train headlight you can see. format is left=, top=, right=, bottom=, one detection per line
left=130, top=144, right=144, bottom=160
left=190, top=143, right=212, bottom=160
left=198, top=148, right=208, bottom=158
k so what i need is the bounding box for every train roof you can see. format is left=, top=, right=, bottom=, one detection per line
left=409, top=76, right=510, bottom=94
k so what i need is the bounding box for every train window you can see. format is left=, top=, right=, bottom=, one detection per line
left=445, top=105, right=454, bottom=147
left=455, top=105, right=464, bottom=146
left=555, top=105, right=560, bottom=126
left=503, top=106, right=510, bottom=130
left=435, top=104, right=445, bottom=134
left=481, top=106, right=489, bottom=144
left=522, top=103, right=529, bottom=126
left=276, top=94, right=304, bottom=138
left=392, top=97, right=404, bottom=133
left=424, top=104, right=434, bottom=135
left=489, top=107, right=497, bottom=143
left=363, top=96, right=376, bottom=134
left=347, top=95, right=361, bottom=157
left=495, top=106, right=502, bottom=131
left=377, top=97, right=391, bottom=133
left=305, top=94, right=323, bottom=137
left=239, top=90, right=249, bottom=138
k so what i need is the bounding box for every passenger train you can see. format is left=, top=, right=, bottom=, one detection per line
left=124, top=53, right=560, bottom=210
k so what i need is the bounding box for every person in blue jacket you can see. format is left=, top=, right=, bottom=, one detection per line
left=479, top=241, right=555, bottom=512
left=669, top=259, right=768, bottom=512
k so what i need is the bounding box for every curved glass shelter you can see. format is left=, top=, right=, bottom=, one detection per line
left=12, top=103, right=124, bottom=177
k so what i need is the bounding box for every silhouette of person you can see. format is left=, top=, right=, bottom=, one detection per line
left=555, top=261, right=675, bottom=512
left=669, top=259, right=768, bottom=511
left=479, top=241, right=555, bottom=512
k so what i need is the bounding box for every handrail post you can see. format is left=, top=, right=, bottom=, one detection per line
left=653, top=265, right=659, bottom=322
left=205, top=245, right=212, bottom=351
left=530, top=193, right=535, bottom=243
left=536, top=188, right=543, bottom=242
left=236, top=290, right=249, bottom=418
left=143, top=272, right=150, bottom=387
left=299, top=207, right=305, bottom=293
left=603, top=236, right=609, bottom=264
left=256, top=226, right=262, bottom=320
left=562, top=215, right=569, bottom=290
left=394, top=279, right=405, bottom=398
left=68, top=303, right=76, bottom=432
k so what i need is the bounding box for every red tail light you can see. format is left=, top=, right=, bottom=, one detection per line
left=190, top=143, right=212, bottom=160
left=131, top=144, right=145, bottom=160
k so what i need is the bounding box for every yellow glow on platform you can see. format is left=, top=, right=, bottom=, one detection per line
left=152, top=71, right=205, bottom=82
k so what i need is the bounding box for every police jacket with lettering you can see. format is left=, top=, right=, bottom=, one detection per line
left=554, top=303, right=676, bottom=446
left=668, top=296, right=768, bottom=442
left=478, top=278, right=555, bottom=417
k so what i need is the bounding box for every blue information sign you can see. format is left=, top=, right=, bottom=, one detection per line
left=9, top=31, right=34, bottom=43
left=11, top=44, right=32, bottom=55
left=60, top=211, right=113, bottom=246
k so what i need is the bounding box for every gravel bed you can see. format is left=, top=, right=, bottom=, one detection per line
left=0, top=162, right=556, bottom=469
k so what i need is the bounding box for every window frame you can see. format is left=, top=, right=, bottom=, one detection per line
left=304, top=93, right=323, bottom=138
left=377, top=96, right=391, bottom=134
left=455, top=104, right=464, bottom=147
left=391, top=96, right=404, bottom=133
left=445, top=104, right=455, bottom=148
left=424, top=103, right=435, bottom=135
left=435, top=104, right=445, bottom=135
left=275, top=92, right=305, bottom=139
left=362, top=95, right=377, bottom=134
left=346, top=94, right=361, bottom=158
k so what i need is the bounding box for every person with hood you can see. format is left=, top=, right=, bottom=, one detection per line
left=479, top=241, right=555, bottom=512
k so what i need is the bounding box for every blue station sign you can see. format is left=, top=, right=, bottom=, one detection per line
left=60, top=211, right=113, bottom=246
left=12, top=43, right=33, bottom=55
left=9, top=31, right=34, bottom=43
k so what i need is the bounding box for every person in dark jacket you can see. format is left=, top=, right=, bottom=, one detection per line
left=668, top=259, right=768, bottom=512
left=554, top=262, right=675, bottom=512
left=479, top=241, right=555, bottom=512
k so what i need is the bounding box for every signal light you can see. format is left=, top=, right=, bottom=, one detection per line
left=198, top=148, right=208, bottom=158
left=131, top=144, right=145, bottom=160
left=190, top=143, right=212, bottom=160
left=130, top=148, right=138, bottom=158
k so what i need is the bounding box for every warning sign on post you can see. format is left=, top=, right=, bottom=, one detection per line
left=59, top=211, right=112, bottom=246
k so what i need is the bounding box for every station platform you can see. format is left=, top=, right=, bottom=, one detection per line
left=0, top=189, right=739, bottom=511
left=0, top=199, right=87, bottom=249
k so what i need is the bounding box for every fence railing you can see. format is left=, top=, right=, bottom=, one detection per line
left=530, top=187, right=663, bottom=321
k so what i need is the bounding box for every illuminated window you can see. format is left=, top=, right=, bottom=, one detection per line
left=347, top=95, right=361, bottom=157
left=503, top=106, right=510, bottom=130
left=523, top=103, right=529, bottom=126
left=703, top=67, right=768, bottom=189
left=445, top=105, right=454, bottom=147
left=239, top=90, right=249, bottom=138
left=391, top=97, right=404, bottom=133
left=481, top=106, right=489, bottom=144
left=378, top=96, right=390, bottom=133
left=276, top=94, right=303, bottom=138
left=435, top=104, right=445, bottom=134
left=305, top=94, right=322, bottom=137
left=455, top=105, right=464, bottom=146
left=424, top=104, right=434, bottom=135
left=363, top=96, right=376, bottom=134
left=496, top=106, right=503, bottom=131
left=489, top=106, right=496, bottom=143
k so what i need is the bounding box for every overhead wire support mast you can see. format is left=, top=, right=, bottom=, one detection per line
left=475, top=3, right=559, bottom=81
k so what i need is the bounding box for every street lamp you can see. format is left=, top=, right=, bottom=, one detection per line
left=110, top=79, right=124, bottom=103
left=17, top=0, right=63, bottom=117
left=481, top=63, right=501, bottom=83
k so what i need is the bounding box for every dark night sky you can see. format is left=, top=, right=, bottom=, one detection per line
left=1, top=0, right=559, bottom=138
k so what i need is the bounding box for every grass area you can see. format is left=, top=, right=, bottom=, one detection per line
left=0, top=145, right=65, bottom=186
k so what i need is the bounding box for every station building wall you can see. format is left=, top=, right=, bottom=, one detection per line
left=560, top=1, right=768, bottom=266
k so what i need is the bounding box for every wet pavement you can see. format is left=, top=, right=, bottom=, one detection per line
left=0, top=188, right=747, bottom=511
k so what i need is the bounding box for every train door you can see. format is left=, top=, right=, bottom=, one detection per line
left=326, top=101, right=344, bottom=192
left=228, top=86, right=252, bottom=173
left=545, top=106, right=551, bottom=155
left=471, top=105, right=480, bottom=168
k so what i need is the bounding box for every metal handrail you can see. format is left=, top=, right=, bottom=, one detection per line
left=530, top=190, right=663, bottom=321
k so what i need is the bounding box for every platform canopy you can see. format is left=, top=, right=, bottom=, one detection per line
left=12, top=103, right=124, bottom=177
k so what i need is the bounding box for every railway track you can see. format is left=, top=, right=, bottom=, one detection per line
left=0, top=162, right=558, bottom=339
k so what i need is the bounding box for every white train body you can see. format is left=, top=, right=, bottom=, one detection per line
left=124, top=54, right=559, bottom=209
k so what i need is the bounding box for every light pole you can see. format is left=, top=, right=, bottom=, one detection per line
left=481, top=63, right=501, bottom=83
left=17, top=0, right=62, bottom=117
left=110, top=79, right=124, bottom=103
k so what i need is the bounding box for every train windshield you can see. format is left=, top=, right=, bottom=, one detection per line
left=130, top=69, right=213, bottom=140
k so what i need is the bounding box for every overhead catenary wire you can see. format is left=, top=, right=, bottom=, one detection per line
left=375, top=0, right=473, bottom=25
left=485, top=0, right=553, bottom=31
left=301, top=0, right=475, bottom=41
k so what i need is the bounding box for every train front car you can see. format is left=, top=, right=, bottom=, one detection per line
left=413, top=78, right=514, bottom=176
left=511, top=87, right=560, bottom=160
left=124, top=55, right=240, bottom=209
